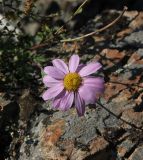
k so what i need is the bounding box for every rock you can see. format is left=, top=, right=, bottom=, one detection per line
left=0, top=14, right=20, bottom=39
left=128, top=145, right=143, bottom=160
left=121, top=109, right=143, bottom=129
left=129, top=12, right=143, bottom=30
left=21, top=21, right=40, bottom=36
left=124, top=11, right=139, bottom=21
left=100, top=49, right=125, bottom=69
left=127, top=49, right=143, bottom=69
left=117, top=28, right=132, bottom=39
left=124, top=31, right=143, bottom=47
left=122, top=11, right=143, bottom=32
left=18, top=89, right=38, bottom=123
left=117, top=139, right=136, bottom=158
left=19, top=106, right=112, bottom=160
left=0, top=5, right=142, bottom=159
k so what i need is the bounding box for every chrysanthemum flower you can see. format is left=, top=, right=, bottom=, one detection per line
left=42, top=55, right=104, bottom=116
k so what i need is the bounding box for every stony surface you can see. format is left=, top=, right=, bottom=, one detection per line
left=128, top=145, right=143, bottom=160
left=18, top=10, right=143, bottom=160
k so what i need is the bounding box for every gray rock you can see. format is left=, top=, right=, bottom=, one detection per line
left=19, top=104, right=112, bottom=160
left=117, top=139, right=136, bottom=158
left=128, top=145, right=143, bottom=160
left=124, top=31, right=143, bottom=47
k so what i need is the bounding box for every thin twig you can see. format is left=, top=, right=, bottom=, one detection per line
left=55, top=0, right=89, bottom=35
left=97, top=101, right=143, bottom=131
left=61, top=6, right=128, bottom=42
left=73, top=0, right=89, bottom=16
left=30, top=0, right=90, bottom=50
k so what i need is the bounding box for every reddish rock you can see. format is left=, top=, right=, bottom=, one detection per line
left=128, top=51, right=143, bottom=66
left=124, top=11, right=139, bottom=20
left=40, top=120, right=65, bottom=146
left=135, top=90, right=143, bottom=105
left=112, top=89, right=132, bottom=103
left=100, top=49, right=125, bottom=68
left=89, top=137, right=109, bottom=155
left=39, top=135, right=109, bottom=160
left=101, top=49, right=125, bottom=59
left=129, top=12, right=143, bottom=30
left=121, top=109, right=143, bottom=128
left=117, top=28, right=132, bottom=39
left=104, top=81, right=127, bottom=101
left=117, top=139, right=136, bottom=158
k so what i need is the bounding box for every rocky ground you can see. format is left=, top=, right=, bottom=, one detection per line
left=0, top=0, right=143, bottom=160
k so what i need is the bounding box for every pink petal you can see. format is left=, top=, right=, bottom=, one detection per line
left=44, top=66, right=65, bottom=80
left=76, top=64, right=85, bottom=73
left=69, top=55, right=80, bottom=72
left=60, top=92, right=74, bottom=111
left=52, top=90, right=66, bottom=109
left=78, top=85, right=98, bottom=105
left=79, top=62, right=102, bottom=77
left=43, top=75, right=61, bottom=87
left=75, top=92, right=85, bottom=116
left=52, top=98, right=61, bottom=109
left=83, top=77, right=105, bottom=90
left=42, top=83, right=64, bottom=101
left=83, top=77, right=104, bottom=84
left=52, top=59, right=69, bottom=74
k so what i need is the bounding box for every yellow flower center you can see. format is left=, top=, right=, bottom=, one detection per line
left=64, top=73, right=82, bottom=91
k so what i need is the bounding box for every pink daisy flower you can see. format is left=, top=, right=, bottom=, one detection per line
left=42, top=55, right=104, bottom=116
